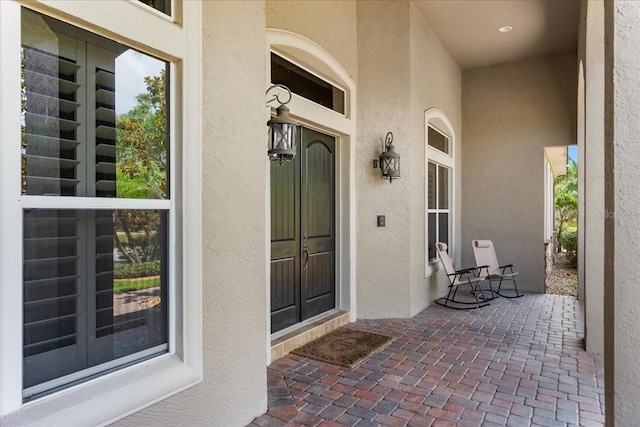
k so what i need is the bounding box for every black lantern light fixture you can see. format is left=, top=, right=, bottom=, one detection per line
left=375, top=132, right=400, bottom=182
left=266, top=84, right=298, bottom=163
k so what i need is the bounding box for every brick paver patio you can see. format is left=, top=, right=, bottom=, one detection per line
left=250, top=294, right=604, bottom=427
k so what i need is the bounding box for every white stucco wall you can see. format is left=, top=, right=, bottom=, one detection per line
left=114, top=1, right=269, bottom=425
left=604, top=1, right=640, bottom=424
left=462, top=54, right=577, bottom=293
left=356, top=0, right=413, bottom=319
left=582, top=0, right=605, bottom=355
left=266, top=0, right=357, bottom=80
left=408, top=3, right=462, bottom=316
left=577, top=4, right=586, bottom=305
left=355, top=1, right=463, bottom=319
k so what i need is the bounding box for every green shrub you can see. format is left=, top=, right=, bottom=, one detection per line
left=558, top=229, right=578, bottom=269
left=114, top=260, right=161, bottom=279
left=113, top=277, right=160, bottom=294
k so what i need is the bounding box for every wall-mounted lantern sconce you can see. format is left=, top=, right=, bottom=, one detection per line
left=266, top=84, right=298, bottom=163
left=373, top=132, right=400, bottom=182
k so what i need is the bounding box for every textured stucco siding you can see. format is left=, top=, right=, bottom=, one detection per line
left=266, top=0, right=357, bottom=81
left=355, top=1, right=413, bottom=319
left=578, top=0, right=605, bottom=354
left=462, top=54, right=577, bottom=293
left=114, top=1, right=269, bottom=425
left=408, top=3, right=462, bottom=316
left=582, top=0, right=605, bottom=355
left=604, top=1, right=640, bottom=424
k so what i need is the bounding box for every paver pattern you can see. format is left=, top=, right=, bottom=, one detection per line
left=250, top=294, right=604, bottom=427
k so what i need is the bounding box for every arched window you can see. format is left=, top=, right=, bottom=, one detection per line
left=425, top=109, right=455, bottom=275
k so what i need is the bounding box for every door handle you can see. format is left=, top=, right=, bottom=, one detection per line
left=302, top=246, right=309, bottom=270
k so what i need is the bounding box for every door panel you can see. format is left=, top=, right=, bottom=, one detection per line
left=305, top=252, right=334, bottom=296
left=270, top=258, right=297, bottom=332
left=270, top=156, right=300, bottom=332
left=270, top=127, right=335, bottom=333
left=304, top=142, right=333, bottom=237
left=301, top=129, right=335, bottom=321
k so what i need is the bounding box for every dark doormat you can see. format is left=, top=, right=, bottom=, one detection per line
left=291, top=327, right=394, bottom=369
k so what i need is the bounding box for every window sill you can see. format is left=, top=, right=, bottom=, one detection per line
left=425, top=259, right=443, bottom=278
left=1, top=354, right=201, bottom=426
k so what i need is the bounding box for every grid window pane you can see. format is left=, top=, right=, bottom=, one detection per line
left=428, top=126, right=449, bottom=154
left=438, top=213, right=449, bottom=249
left=438, top=166, right=449, bottom=209
left=21, top=8, right=169, bottom=199
left=427, top=162, right=437, bottom=210
left=23, top=209, right=168, bottom=391
left=427, top=161, right=451, bottom=262
left=271, top=52, right=345, bottom=114
left=428, top=213, right=436, bottom=261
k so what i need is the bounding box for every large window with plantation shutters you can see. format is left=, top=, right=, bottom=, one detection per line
left=20, top=8, right=170, bottom=398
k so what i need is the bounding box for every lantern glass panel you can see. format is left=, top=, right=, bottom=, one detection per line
left=268, top=123, right=298, bottom=160
left=382, top=157, right=400, bottom=178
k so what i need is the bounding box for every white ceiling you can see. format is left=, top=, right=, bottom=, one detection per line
left=545, top=146, right=568, bottom=178
left=413, top=0, right=580, bottom=69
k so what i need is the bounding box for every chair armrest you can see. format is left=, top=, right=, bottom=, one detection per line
left=453, top=272, right=486, bottom=285
left=449, top=267, right=483, bottom=282
left=474, top=265, right=489, bottom=277
left=499, top=264, right=515, bottom=274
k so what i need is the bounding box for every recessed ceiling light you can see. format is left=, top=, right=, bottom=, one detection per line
left=499, top=26, right=513, bottom=33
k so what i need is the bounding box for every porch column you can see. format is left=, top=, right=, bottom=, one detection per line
left=584, top=0, right=605, bottom=355
left=604, top=1, right=640, bottom=424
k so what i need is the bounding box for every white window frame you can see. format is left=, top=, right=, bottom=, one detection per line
left=270, top=50, right=348, bottom=118
left=427, top=160, right=452, bottom=255
left=0, top=1, right=202, bottom=425
left=425, top=109, right=455, bottom=277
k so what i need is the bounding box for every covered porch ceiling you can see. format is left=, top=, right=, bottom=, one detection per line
left=413, top=0, right=580, bottom=69
left=545, top=146, right=569, bottom=178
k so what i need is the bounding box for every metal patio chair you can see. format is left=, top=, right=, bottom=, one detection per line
left=472, top=239, right=524, bottom=298
left=434, top=242, right=490, bottom=310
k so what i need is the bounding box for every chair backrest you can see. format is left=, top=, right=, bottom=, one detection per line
left=472, top=239, right=500, bottom=275
left=435, top=242, right=456, bottom=276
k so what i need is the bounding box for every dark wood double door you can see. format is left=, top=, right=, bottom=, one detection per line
left=271, top=128, right=336, bottom=333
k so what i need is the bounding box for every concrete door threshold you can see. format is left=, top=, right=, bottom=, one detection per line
left=270, top=311, right=350, bottom=362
